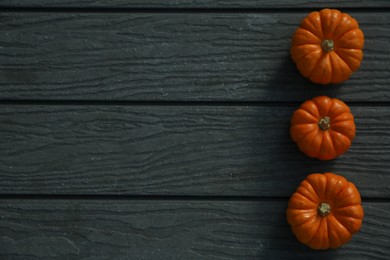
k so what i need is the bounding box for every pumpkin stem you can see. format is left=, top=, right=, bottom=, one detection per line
left=318, top=116, right=331, bottom=130
left=321, top=40, right=334, bottom=52
left=318, top=202, right=331, bottom=217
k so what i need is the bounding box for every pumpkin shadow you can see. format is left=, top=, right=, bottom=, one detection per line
left=251, top=54, right=351, bottom=258
left=249, top=104, right=350, bottom=258
left=250, top=103, right=340, bottom=197
left=268, top=205, right=342, bottom=259
left=263, top=53, right=345, bottom=102
left=255, top=52, right=348, bottom=194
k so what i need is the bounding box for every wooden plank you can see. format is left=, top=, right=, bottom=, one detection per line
left=1, top=105, right=389, bottom=197
left=0, top=199, right=388, bottom=259
left=0, top=12, right=389, bottom=102
left=1, top=0, right=390, bottom=9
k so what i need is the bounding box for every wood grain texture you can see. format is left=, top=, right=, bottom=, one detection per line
left=0, top=199, right=388, bottom=259
left=0, top=12, right=389, bottom=101
left=1, top=105, right=389, bottom=197
left=1, top=0, right=390, bottom=8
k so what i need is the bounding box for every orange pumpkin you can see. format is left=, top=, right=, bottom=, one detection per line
left=290, top=96, right=355, bottom=160
left=291, top=9, right=364, bottom=84
left=287, top=172, right=364, bottom=249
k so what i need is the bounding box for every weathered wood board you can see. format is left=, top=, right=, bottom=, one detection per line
left=0, top=12, right=389, bottom=101
left=0, top=200, right=388, bottom=259
left=1, top=105, right=389, bottom=197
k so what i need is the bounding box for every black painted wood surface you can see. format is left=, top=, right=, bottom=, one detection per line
left=0, top=199, right=389, bottom=259
left=0, top=105, right=389, bottom=197
left=0, top=2, right=389, bottom=259
left=0, top=12, right=389, bottom=101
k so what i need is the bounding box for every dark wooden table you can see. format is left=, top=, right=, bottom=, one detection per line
left=0, top=1, right=389, bottom=259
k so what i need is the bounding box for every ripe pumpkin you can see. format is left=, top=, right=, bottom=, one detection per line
left=291, top=9, right=364, bottom=84
left=287, top=172, right=364, bottom=249
left=290, top=96, right=355, bottom=160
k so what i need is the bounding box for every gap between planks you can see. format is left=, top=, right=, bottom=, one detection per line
left=1, top=100, right=390, bottom=107
left=0, top=194, right=388, bottom=203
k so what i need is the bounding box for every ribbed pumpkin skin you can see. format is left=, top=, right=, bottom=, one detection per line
left=291, top=9, right=364, bottom=84
left=287, top=173, right=364, bottom=250
left=290, top=96, right=355, bottom=160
